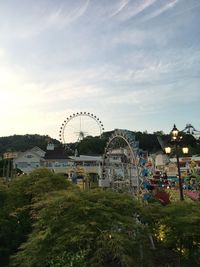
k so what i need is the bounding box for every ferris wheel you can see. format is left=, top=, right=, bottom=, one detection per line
left=59, top=112, right=104, bottom=144
left=100, top=129, right=147, bottom=193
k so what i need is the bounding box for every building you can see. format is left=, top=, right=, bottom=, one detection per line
left=67, top=155, right=102, bottom=179
left=7, top=143, right=101, bottom=179
left=168, top=155, right=200, bottom=177
left=13, top=147, right=46, bottom=174
left=11, top=143, right=70, bottom=175
left=43, top=142, right=72, bottom=174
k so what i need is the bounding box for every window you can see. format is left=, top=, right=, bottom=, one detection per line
left=30, top=162, right=40, bottom=167
left=17, top=162, right=28, bottom=168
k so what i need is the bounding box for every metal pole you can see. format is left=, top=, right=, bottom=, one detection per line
left=175, top=143, right=184, bottom=201
left=3, top=160, right=6, bottom=178
left=6, top=159, right=10, bottom=181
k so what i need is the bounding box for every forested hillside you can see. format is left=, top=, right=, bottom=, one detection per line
left=0, top=134, right=60, bottom=154
left=76, top=130, right=200, bottom=155
left=0, top=131, right=199, bottom=156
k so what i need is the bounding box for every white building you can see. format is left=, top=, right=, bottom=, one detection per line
left=13, top=147, right=46, bottom=174
left=9, top=144, right=102, bottom=177
left=68, top=155, right=102, bottom=178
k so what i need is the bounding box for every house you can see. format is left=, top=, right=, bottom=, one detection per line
left=13, top=147, right=45, bottom=174
left=12, top=142, right=70, bottom=174
left=43, top=142, right=72, bottom=173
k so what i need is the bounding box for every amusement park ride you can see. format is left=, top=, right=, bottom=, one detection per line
left=58, top=114, right=200, bottom=198
left=58, top=112, right=153, bottom=194
left=59, top=112, right=104, bottom=144
left=182, top=123, right=200, bottom=141
left=99, top=129, right=151, bottom=194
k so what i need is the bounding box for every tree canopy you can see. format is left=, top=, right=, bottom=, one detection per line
left=0, top=169, right=199, bottom=267
left=0, top=131, right=199, bottom=157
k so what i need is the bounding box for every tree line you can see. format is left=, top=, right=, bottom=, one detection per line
left=0, top=169, right=199, bottom=267
left=0, top=131, right=199, bottom=156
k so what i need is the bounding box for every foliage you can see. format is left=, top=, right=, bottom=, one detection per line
left=0, top=169, right=70, bottom=267
left=0, top=168, right=200, bottom=267
left=47, top=250, right=89, bottom=267
left=0, top=134, right=60, bottom=154
left=0, top=131, right=199, bottom=157
left=134, top=132, right=161, bottom=153
left=77, top=136, right=107, bottom=155
left=159, top=201, right=200, bottom=266
left=10, top=189, right=151, bottom=267
left=139, top=200, right=200, bottom=266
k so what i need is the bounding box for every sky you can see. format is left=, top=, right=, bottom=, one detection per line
left=0, top=0, right=200, bottom=141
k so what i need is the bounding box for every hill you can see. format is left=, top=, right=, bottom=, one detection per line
left=0, top=134, right=60, bottom=155
left=0, top=131, right=199, bottom=156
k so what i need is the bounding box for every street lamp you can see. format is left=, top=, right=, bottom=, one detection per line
left=165, top=124, right=189, bottom=201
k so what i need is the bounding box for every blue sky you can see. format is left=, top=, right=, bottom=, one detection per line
left=0, top=0, right=200, bottom=140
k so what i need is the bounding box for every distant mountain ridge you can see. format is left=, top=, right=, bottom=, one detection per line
left=0, top=134, right=60, bottom=154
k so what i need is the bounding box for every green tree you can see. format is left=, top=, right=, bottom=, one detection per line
left=11, top=189, right=152, bottom=267
left=139, top=201, right=200, bottom=266
left=0, top=169, right=70, bottom=267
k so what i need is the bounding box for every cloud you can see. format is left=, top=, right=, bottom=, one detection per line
left=171, top=1, right=200, bottom=17
left=45, top=0, right=90, bottom=29
left=111, top=0, right=157, bottom=20
left=110, top=0, right=130, bottom=17
left=143, top=0, right=179, bottom=21
left=0, top=0, right=199, bottom=137
left=0, top=0, right=90, bottom=39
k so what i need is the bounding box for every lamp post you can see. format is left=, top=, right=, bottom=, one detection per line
left=165, top=124, right=189, bottom=201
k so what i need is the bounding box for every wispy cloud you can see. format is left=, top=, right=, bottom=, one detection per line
left=110, top=0, right=130, bottom=17
left=170, top=1, right=200, bottom=17
left=45, top=0, right=90, bottom=29
left=111, top=0, right=156, bottom=20
left=0, top=0, right=90, bottom=39
left=143, top=0, right=179, bottom=21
